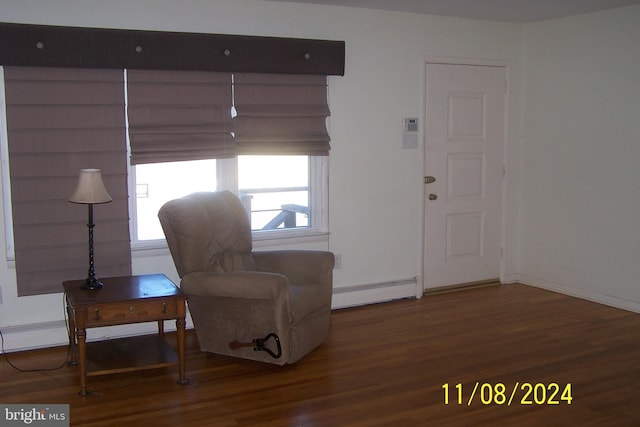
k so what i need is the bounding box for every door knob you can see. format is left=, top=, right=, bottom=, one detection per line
left=424, top=176, right=436, bottom=184
left=428, top=193, right=438, bottom=201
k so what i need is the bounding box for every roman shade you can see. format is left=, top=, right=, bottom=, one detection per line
left=233, top=73, right=331, bottom=156
left=126, top=70, right=234, bottom=164
left=3, top=67, right=132, bottom=296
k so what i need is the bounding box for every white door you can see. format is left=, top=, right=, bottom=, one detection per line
left=424, top=63, right=505, bottom=289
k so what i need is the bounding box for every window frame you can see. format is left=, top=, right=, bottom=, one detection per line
left=128, top=154, right=329, bottom=252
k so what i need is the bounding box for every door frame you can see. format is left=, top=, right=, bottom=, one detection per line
left=420, top=56, right=511, bottom=293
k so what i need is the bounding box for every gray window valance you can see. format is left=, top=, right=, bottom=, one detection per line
left=0, top=23, right=345, bottom=76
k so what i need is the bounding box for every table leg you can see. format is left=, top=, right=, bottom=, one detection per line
left=176, top=317, right=189, bottom=385
left=77, top=328, right=88, bottom=396
left=66, top=302, right=78, bottom=366
left=157, top=320, right=165, bottom=336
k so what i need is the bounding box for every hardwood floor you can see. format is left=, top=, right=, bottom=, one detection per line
left=2, top=283, right=640, bottom=426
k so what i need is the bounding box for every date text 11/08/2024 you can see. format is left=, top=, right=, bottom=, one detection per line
left=442, top=383, right=572, bottom=406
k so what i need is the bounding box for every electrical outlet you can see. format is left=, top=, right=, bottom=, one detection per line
left=334, top=254, right=342, bottom=270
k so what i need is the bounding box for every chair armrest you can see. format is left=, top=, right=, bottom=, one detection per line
left=181, top=271, right=289, bottom=301
left=253, top=250, right=334, bottom=287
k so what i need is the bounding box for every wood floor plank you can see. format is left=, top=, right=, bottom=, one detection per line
left=1, top=283, right=640, bottom=426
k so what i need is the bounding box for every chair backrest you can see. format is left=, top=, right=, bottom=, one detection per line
left=158, top=191, right=256, bottom=277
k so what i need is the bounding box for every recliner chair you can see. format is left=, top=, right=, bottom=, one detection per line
left=158, top=191, right=334, bottom=365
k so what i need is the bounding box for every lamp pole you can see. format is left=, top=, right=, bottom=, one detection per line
left=81, top=202, right=103, bottom=290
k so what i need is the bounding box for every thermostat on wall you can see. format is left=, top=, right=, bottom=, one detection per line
left=402, top=117, right=419, bottom=149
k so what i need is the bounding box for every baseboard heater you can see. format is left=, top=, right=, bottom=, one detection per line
left=3, top=280, right=419, bottom=352
left=331, top=277, right=419, bottom=309
left=0, top=318, right=194, bottom=354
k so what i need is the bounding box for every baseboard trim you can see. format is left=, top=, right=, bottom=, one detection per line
left=514, top=273, right=640, bottom=314
left=424, top=278, right=501, bottom=295
left=332, top=278, right=419, bottom=309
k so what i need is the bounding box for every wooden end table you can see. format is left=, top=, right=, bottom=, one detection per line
left=63, top=274, right=189, bottom=396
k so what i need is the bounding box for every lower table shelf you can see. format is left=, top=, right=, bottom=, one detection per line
left=85, top=334, right=178, bottom=377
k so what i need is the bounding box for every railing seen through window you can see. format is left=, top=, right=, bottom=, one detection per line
left=238, top=155, right=310, bottom=231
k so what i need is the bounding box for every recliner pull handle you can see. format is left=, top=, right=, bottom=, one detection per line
left=254, top=333, right=282, bottom=359
left=229, top=332, right=282, bottom=359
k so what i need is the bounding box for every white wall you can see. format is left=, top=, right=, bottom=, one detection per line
left=518, top=5, right=640, bottom=311
left=0, top=0, right=524, bottom=351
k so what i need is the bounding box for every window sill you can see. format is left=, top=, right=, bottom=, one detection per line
left=252, top=229, right=329, bottom=249
left=131, top=229, right=329, bottom=258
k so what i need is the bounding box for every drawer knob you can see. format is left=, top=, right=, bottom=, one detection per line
left=94, top=308, right=101, bottom=321
left=162, top=303, right=168, bottom=313
left=129, top=306, right=135, bottom=313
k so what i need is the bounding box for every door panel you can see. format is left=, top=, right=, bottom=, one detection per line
left=424, top=64, right=505, bottom=289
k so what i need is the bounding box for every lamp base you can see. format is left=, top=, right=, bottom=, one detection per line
left=81, top=276, right=104, bottom=290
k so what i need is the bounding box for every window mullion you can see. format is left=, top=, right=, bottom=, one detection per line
left=311, top=156, right=328, bottom=232
left=217, top=157, right=238, bottom=193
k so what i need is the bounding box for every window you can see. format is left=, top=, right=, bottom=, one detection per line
left=127, top=71, right=331, bottom=247
left=130, top=154, right=327, bottom=245
left=239, top=155, right=310, bottom=231
left=132, top=159, right=217, bottom=241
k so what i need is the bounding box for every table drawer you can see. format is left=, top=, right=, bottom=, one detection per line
left=87, top=299, right=177, bottom=324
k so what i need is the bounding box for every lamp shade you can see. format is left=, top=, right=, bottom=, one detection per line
left=69, top=169, right=112, bottom=204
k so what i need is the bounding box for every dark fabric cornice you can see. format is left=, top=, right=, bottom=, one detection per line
left=0, top=22, right=345, bottom=76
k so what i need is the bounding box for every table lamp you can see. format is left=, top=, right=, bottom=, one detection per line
left=69, top=169, right=112, bottom=290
